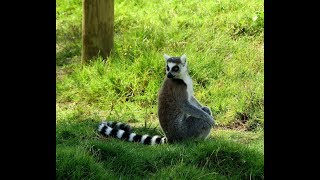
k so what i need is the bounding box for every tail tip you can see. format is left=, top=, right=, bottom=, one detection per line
left=161, top=137, right=168, bottom=144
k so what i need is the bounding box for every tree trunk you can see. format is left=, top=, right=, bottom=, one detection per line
left=82, top=0, right=114, bottom=63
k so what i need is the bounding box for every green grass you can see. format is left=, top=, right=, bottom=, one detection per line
left=56, top=0, right=264, bottom=179
left=57, top=121, right=263, bottom=179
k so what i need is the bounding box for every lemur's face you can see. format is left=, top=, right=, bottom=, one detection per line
left=164, top=54, right=187, bottom=79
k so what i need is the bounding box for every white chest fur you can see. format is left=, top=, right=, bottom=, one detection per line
left=183, top=75, right=194, bottom=100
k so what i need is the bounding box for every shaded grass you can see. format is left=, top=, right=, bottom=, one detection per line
left=56, top=145, right=117, bottom=179
left=56, top=121, right=263, bottom=179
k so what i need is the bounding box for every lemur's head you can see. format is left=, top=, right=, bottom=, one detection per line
left=163, top=54, right=188, bottom=79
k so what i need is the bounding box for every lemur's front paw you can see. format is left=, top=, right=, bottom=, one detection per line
left=202, top=106, right=212, bottom=116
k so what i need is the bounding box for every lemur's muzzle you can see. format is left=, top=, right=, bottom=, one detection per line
left=167, top=72, right=174, bottom=78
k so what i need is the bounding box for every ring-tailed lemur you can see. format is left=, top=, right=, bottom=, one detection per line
left=98, top=54, right=214, bottom=145
left=158, top=54, right=215, bottom=143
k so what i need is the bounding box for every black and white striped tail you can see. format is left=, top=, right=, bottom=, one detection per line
left=102, top=121, right=133, bottom=133
left=98, top=121, right=167, bottom=145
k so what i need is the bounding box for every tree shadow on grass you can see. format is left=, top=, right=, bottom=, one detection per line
left=56, top=23, right=82, bottom=66
left=56, top=43, right=81, bottom=66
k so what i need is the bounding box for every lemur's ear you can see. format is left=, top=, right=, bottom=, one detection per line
left=180, top=54, right=187, bottom=64
left=164, top=54, right=171, bottom=61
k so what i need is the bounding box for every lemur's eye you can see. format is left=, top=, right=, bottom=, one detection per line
left=166, top=65, right=169, bottom=71
left=172, top=66, right=179, bottom=72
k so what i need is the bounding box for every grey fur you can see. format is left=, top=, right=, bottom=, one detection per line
left=158, top=54, right=215, bottom=143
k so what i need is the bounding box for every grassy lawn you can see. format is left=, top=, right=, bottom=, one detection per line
left=56, top=0, right=264, bottom=179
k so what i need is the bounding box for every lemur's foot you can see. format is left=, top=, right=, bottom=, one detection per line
left=202, top=106, right=212, bottom=116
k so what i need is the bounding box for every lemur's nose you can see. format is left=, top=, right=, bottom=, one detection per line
left=167, top=72, right=174, bottom=78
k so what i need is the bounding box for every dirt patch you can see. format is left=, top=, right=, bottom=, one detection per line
left=215, top=121, right=247, bottom=131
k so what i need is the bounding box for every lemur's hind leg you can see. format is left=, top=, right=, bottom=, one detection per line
left=184, top=116, right=214, bottom=139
